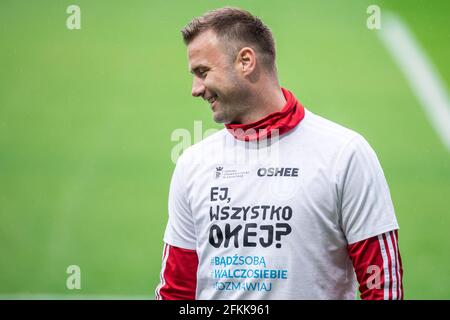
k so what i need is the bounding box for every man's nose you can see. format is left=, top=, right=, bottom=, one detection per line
left=191, top=77, right=205, bottom=97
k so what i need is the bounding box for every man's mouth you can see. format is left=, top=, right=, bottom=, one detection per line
left=207, top=95, right=217, bottom=104
left=206, top=95, right=218, bottom=109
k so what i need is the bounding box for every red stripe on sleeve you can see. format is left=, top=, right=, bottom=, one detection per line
left=382, top=233, right=394, bottom=300
left=348, top=231, right=403, bottom=300
left=155, top=244, right=198, bottom=300
left=394, top=230, right=404, bottom=299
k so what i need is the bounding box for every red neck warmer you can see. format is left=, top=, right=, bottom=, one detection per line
left=225, top=88, right=305, bottom=141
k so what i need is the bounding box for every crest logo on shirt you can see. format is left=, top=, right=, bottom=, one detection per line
left=215, top=166, right=224, bottom=179
left=213, top=165, right=250, bottom=179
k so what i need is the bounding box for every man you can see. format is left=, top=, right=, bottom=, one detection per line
left=155, top=7, right=403, bottom=300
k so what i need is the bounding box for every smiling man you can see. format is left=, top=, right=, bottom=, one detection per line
left=155, top=7, right=403, bottom=300
left=188, top=27, right=285, bottom=126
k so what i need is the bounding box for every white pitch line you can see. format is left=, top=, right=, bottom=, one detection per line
left=0, top=294, right=152, bottom=300
left=378, top=12, right=450, bottom=151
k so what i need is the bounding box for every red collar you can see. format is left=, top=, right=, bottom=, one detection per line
left=225, top=88, right=305, bottom=141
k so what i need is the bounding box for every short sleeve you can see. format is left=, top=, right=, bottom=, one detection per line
left=163, top=154, right=197, bottom=250
left=336, top=135, right=399, bottom=244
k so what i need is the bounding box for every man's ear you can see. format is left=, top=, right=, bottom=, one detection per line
left=236, top=47, right=256, bottom=76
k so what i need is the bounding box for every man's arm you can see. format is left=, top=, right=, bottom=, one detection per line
left=348, top=230, right=403, bottom=300
left=336, top=135, right=403, bottom=299
left=155, top=243, right=198, bottom=300
left=156, top=151, right=198, bottom=299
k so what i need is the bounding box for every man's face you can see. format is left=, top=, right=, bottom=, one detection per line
left=187, top=30, right=248, bottom=124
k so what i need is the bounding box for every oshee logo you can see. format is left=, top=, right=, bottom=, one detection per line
left=257, top=167, right=299, bottom=177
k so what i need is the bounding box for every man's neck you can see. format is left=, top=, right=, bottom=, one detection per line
left=235, top=83, right=286, bottom=125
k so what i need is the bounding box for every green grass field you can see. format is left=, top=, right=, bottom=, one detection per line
left=1, top=0, right=449, bottom=299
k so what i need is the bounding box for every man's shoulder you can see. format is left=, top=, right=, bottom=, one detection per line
left=301, top=109, right=361, bottom=145
left=179, top=127, right=228, bottom=162
left=300, top=109, right=379, bottom=165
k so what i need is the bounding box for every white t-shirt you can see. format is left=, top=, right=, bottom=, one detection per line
left=163, top=108, right=399, bottom=300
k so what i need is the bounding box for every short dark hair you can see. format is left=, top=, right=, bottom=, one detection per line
left=181, top=7, right=276, bottom=73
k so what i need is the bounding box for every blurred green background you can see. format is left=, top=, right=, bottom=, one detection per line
left=0, top=0, right=449, bottom=299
